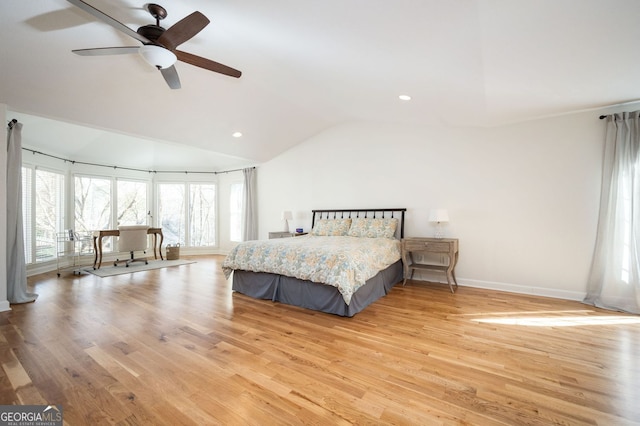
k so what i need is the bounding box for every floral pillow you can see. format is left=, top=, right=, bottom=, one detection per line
left=347, top=218, right=398, bottom=239
left=311, top=218, right=352, bottom=236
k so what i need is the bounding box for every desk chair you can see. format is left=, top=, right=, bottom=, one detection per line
left=115, top=225, right=149, bottom=267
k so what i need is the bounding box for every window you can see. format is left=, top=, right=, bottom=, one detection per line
left=22, top=167, right=64, bottom=263
left=190, top=183, right=216, bottom=246
left=75, top=176, right=111, bottom=233
left=19, top=156, right=219, bottom=269
left=22, top=167, right=33, bottom=264
left=117, top=179, right=148, bottom=225
left=230, top=182, right=243, bottom=242
left=158, top=183, right=185, bottom=245
left=21, top=167, right=65, bottom=264
left=74, top=175, right=111, bottom=252
left=34, top=169, right=65, bottom=262
left=157, top=182, right=217, bottom=247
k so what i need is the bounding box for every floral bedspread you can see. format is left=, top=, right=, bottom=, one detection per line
left=222, top=235, right=401, bottom=305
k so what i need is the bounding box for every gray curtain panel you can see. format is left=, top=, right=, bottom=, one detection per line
left=6, top=121, right=37, bottom=304
left=584, top=111, right=640, bottom=314
left=242, top=167, right=258, bottom=241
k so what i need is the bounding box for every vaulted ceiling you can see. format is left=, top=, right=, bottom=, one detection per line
left=2, top=0, right=640, bottom=171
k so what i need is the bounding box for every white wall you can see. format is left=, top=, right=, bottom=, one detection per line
left=0, top=104, right=9, bottom=311
left=256, top=112, right=606, bottom=300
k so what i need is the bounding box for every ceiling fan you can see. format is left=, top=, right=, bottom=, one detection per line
left=66, top=0, right=242, bottom=89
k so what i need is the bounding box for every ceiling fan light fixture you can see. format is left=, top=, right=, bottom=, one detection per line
left=138, top=44, right=177, bottom=69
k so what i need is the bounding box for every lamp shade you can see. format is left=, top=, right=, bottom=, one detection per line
left=281, top=210, right=293, bottom=220
left=138, top=45, right=177, bottom=69
left=428, top=209, right=449, bottom=223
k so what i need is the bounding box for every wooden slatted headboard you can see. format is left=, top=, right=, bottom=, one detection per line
left=311, top=208, right=407, bottom=238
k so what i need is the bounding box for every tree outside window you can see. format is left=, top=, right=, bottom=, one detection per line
left=190, top=183, right=216, bottom=246
left=22, top=167, right=33, bottom=264
left=75, top=175, right=111, bottom=249
left=158, top=183, right=186, bottom=245
left=75, top=176, right=111, bottom=232
left=35, top=169, right=65, bottom=262
left=22, top=167, right=65, bottom=264
left=117, top=179, right=148, bottom=225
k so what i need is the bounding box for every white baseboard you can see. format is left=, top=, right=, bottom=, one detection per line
left=411, top=275, right=586, bottom=302
left=0, top=300, right=11, bottom=312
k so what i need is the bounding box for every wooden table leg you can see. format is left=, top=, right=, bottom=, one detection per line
left=92, top=236, right=98, bottom=269
left=96, top=236, right=105, bottom=269
left=446, top=252, right=459, bottom=293
left=152, top=233, right=158, bottom=259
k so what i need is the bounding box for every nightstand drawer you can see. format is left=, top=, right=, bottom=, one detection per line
left=269, top=232, right=294, bottom=239
left=403, top=240, right=450, bottom=252
left=422, top=242, right=451, bottom=252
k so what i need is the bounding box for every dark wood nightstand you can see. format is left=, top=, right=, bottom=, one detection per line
left=401, top=237, right=459, bottom=292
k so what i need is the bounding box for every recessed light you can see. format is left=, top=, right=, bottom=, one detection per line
left=399, top=95, right=411, bottom=101
left=232, top=132, right=243, bottom=138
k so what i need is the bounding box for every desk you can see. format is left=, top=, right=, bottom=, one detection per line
left=92, top=228, right=164, bottom=269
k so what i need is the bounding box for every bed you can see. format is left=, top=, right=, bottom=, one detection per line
left=222, top=208, right=406, bottom=316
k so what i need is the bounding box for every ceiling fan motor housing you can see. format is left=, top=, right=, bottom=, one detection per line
left=137, top=25, right=165, bottom=43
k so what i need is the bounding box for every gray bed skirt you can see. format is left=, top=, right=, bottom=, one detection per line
left=231, top=260, right=403, bottom=317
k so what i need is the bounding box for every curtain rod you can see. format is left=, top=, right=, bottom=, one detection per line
left=21, top=147, right=254, bottom=175
left=598, top=99, right=640, bottom=120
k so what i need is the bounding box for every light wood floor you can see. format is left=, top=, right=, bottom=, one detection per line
left=1, top=255, right=639, bottom=425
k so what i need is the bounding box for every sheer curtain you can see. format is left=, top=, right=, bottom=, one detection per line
left=585, top=111, right=640, bottom=314
left=6, top=120, right=37, bottom=304
left=241, top=167, right=258, bottom=241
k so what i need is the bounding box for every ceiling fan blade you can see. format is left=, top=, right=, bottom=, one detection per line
left=156, top=11, right=209, bottom=51
left=72, top=46, right=140, bottom=56
left=160, top=66, right=181, bottom=89
left=175, top=50, right=242, bottom=78
left=66, top=0, right=150, bottom=44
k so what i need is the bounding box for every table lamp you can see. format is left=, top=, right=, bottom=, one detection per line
left=281, top=210, right=293, bottom=232
left=429, top=209, right=449, bottom=239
